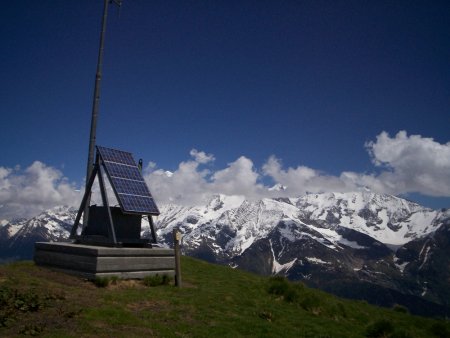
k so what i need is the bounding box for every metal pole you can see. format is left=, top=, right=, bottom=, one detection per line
left=70, top=163, right=99, bottom=239
left=84, top=0, right=110, bottom=227
left=97, top=163, right=118, bottom=245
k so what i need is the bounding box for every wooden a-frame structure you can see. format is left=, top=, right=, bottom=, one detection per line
left=69, top=148, right=158, bottom=247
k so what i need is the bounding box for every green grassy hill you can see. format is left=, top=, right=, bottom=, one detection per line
left=1, top=257, right=449, bottom=337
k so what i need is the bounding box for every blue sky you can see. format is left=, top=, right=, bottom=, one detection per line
left=1, top=0, right=449, bottom=219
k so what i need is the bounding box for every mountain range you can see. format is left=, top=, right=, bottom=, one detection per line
left=1, top=192, right=449, bottom=317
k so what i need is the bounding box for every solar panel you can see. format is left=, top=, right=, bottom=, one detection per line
left=96, top=146, right=160, bottom=215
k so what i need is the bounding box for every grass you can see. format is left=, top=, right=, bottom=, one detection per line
left=142, top=274, right=172, bottom=287
left=0, top=258, right=448, bottom=337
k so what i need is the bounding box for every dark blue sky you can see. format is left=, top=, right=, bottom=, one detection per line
left=1, top=0, right=449, bottom=209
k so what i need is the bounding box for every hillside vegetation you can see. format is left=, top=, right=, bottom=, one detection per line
left=0, top=257, right=449, bottom=337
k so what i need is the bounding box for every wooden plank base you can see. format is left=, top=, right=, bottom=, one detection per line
left=34, top=242, right=175, bottom=279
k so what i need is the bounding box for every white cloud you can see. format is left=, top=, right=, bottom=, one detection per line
left=1, top=132, right=450, bottom=220
left=0, top=162, right=81, bottom=220
left=145, top=133, right=450, bottom=205
left=143, top=154, right=263, bottom=205
left=189, top=149, right=215, bottom=164
left=364, top=131, right=450, bottom=196
left=211, top=156, right=265, bottom=198
left=144, top=157, right=211, bottom=205
left=259, top=131, right=450, bottom=198
left=262, top=156, right=348, bottom=194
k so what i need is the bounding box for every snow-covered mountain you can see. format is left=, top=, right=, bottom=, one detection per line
left=150, top=192, right=450, bottom=316
left=1, top=192, right=449, bottom=316
left=0, top=206, right=76, bottom=263
left=153, top=192, right=444, bottom=253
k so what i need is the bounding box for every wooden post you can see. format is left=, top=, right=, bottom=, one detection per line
left=173, top=229, right=182, bottom=288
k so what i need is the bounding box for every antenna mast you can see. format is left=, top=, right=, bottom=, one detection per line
left=84, top=0, right=122, bottom=228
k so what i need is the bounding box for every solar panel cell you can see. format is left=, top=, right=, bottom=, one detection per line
left=110, top=177, right=150, bottom=196
left=97, top=146, right=136, bottom=166
left=106, top=163, right=142, bottom=181
left=119, top=194, right=158, bottom=214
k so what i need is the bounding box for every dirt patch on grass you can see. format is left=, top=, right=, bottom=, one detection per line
left=107, top=279, right=146, bottom=290
left=87, top=322, right=157, bottom=338
left=177, top=280, right=197, bottom=288
left=127, top=299, right=170, bottom=313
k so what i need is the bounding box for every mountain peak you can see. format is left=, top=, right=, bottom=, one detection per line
left=268, top=183, right=287, bottom=192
